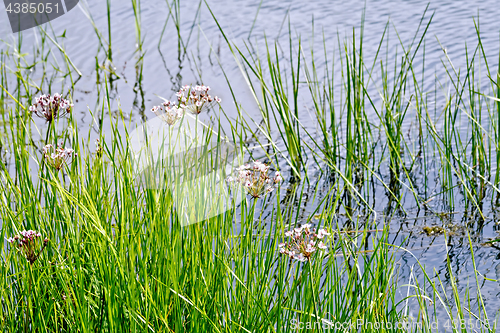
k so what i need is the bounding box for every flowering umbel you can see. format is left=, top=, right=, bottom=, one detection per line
left=28, top=93, right=73, bottom=122
left=151, top=100, right=184, bottom=125
left=227, top=161, right=282, bottom=199
left=279, top=224, right=330, bottom=262
left=7, top=230, right=49, bottom=265
left=95, top=139, right=103, bottom=158
left=176, top=85, right=221, bottom=114
left=43, top=143, right=77, bottom=171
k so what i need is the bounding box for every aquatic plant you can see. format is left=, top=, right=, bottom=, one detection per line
left=42, top=143, right=77, bottom=171
left=279, top=224, right=329, bottom=262
left=151, top=100, right=184, bottom=125
left=227, top=160, right=281, bottom=198
left=28, top=93, right=73, bottom=122
left=94, top=138, right=104, bottom=158
left=7, top=230, right=48, bottom=265
left=176, top=84, right=221, bottom=114
left=0, top=1, right=496, bottom=331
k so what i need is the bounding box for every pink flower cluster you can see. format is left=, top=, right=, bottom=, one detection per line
left=7, top=230, right=49, bottom=265
left=7, top=230, right=41, bottom=243
left=43, top=143, right=77, bottom=171
left=176, top=85, right=221, bottom=114
left=151, top=100, right=184, bottom=126
left=227, top=161, right=282, bottom=198
left=28, top=93, right=73, bottom=122
left=279, top=224, right=330, bottom=262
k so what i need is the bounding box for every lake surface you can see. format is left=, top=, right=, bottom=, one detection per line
left=1, top=0, right=500, bottom=326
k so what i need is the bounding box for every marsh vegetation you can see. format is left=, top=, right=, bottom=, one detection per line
left=0, top=1, right=499, bottom=331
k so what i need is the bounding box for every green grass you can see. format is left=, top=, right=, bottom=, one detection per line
left=0, top=1, right=498, bottom=332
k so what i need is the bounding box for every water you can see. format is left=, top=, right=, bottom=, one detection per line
left=2, top=0, right=500, bottom=325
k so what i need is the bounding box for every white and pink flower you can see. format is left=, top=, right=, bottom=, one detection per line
left=175, top=84, right=221, bottom=114
left=6, top=230, right=48, bottom=265
left=29, top=93, right=73, bottom=122
left=279, top=224, right=330, bottom=262
left=151, top=100, right=184, bottom=126
left=43, top=143, right=77, bottom=171
left=226, top=160, right=282, bottom=199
